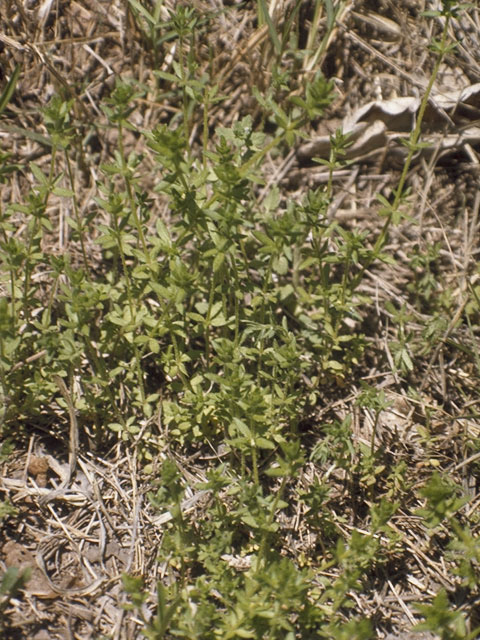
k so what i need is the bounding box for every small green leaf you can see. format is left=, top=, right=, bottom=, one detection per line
left=0, top=566, right=31, bottom=596
left=212, top=251, right=225, bottom=273
left=53, top=187, right=75, bottom=197
left=29, top=162, right=49, bottom=186
left=149, top=338, right=160, bottom=354
left=210, top=312, right=228, bottom=327
left=255, top=437, right=276, bottom=450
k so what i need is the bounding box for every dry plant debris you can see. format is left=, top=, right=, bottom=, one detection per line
left=1, top=0, right=480, bottom=639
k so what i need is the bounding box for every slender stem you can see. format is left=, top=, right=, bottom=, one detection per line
left=353, top=15, right=452, bottom=289
left=64, top=150, right=90, bottom=280
left=117, top=120, right=149, bottom=260
left=251, top=442, right=259, bottom=486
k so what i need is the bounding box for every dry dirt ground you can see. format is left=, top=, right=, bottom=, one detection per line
left=1, top=1, right=480, bottom=638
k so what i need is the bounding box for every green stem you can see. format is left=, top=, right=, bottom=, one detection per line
left=23, top=146, right=57, bottom=321
left=251, top=442, right=259, bottom=486
left=117, top=120, right=149, bottom=260
left=353, top=15, right=451, bottom=289
left=0, top=208, right=17, bottom=334
left=64, top=150, right=90, bottom=280
left=205, top=269, right=217, bottom=364
left=258, top=475, right=287, bottom=564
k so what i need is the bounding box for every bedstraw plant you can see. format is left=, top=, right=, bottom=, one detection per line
left=1, top=0, right=479, bottom=638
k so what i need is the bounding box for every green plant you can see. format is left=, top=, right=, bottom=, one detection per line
left=0, top=500, right=17, bottom=523
left=413, top=589, right=478, bottom=640
left=415, top=472, right=467, bottom=529
left=0, top=567, right=31, bottom=621
left=1, top=0, right=477, bottom=637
